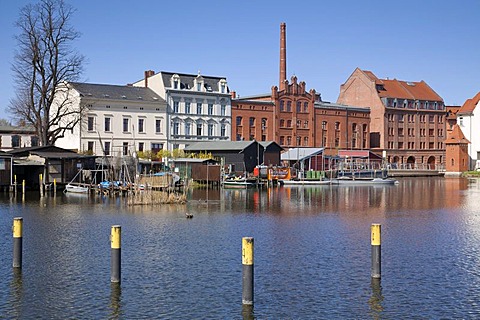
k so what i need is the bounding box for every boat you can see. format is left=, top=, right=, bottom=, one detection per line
left=280, top=179, right=335, bottom=186
left=65, top=183, right=89, bottom=193
left=222, top=179, right=255, bottom=189
left=333, top=177, right=398, bottom=185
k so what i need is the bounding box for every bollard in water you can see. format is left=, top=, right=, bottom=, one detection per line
left=110, top=225, right=121, bottom=283
left=22, top=180, right=25, bottom=195
left=13, top=217, right=23, bottom=268
left=39, top=174, right=44, bottom=197
left=371, top=224, right=381, bottom=278
left=242, top=237, right=254, bottom=305
left=54, top=178, right=57, bottom=195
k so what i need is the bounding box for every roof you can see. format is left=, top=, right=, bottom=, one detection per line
left=0, top=125, right=36, bottom=133
left=457, top=92, right=480, bottom=115
left=160, top=71, right=229, bottom=93
left=338, top=150, right=383, bottom=160
left=184, top=141, right=255, bottom=152
left=359, top=69, right=443, bottom=101
left=445, top=125, right=470, bottom=144
left=281, top=148, right=324, bottom=161
left=69, top=82, right=165, bottom=103
left=259, top=141, right=283, bottom=151
left=172, top=158, right=219, bottom=164
left=316, top=101, right=370, bottom=112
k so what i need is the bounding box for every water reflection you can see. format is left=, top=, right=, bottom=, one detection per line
left=368, top=278, right=383, bottom=319
left=110, top=283, right=123, bottom=319
left=242, top=304, right=255, bottom=320
left=8, top=268, right=23, bottom=319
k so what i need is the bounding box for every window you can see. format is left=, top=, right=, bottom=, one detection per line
left=197, top=123, right=202, bottom=136
left=123, top=142, right=128, bottom=156
left=155, top=119, right=161, bottom=133
left=87, top=141, right=94, bottom=153
left=249, top=117, right=255, bottom=127
left=459, top=117, right=463, bottom=126
left=173, top=101, right=179, bottom=113
left=173, top=122, right=179, bottom=135
left=296, top=101, right=301, bottom=113
left=221, top=124, right=226, bottom=137
left=398, top=142, right=404, bottom=149
left=87, top=116, right=95, bottom=131
left=280, top=100, right=284, bottom=111
left=185, top=123, right=191, bottom=136
left=104, top=142, right=110, bottom=156
left=296, top=120, right=301, bottom=128
left=304, top=120, right=308, bottom=128
left=208, top=103, right=213, bottom=115
left=335, top=122, right=340, bottom=130
left=221, top=83, right=226, bottom=93
left=287, top=120, right=292, bottom=127
left=304, top=137, right=308, bottom=146
left=123, top=118, right=130, bottom=132
left=173, top=79, right=179, bottom=89
left=286, top=101, right=291, bottom=112
left=322, top=121, right=327, bottom=130
left=31, top=136, right=39, bottom=147
left=261, top=118, right=267, bottom=131
left=138, top=118, right=145, bottom=133
left=303, top=102, right=308, bottom=112
left=105, top=117, right=111, bottom=132
left=11, top=135, right=21, bottom=148
left=286, top=136, right=292, bottom=145
left=197, top=82, right=202, bottom=91
left=221, top=104, right=226, bottom=116
left=398, top=114, right=404, bottom=122
left=197, top=103, right=202, bottom=114
left=151, top=143, right=162, bottom=154
left=138, top=142, right=144, bottom=152
left=429, top=115, right=435, bottom=123
left=208, top=124, right=214, bottom=136
left=280, top=136, right=285, bottom=145
left=185, top=102, right=191, bottom=114
left=236, top=116, right=242, bottom=126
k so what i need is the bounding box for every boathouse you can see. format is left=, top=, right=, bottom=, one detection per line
left=184, top=141, right=282, bottom=174
left=10, top=146, right=96, bottom=189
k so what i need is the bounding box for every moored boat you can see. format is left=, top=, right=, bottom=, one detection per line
left=65, top=184, right=89, bottom=193
left=280, top=179, right=335, bottom=186
left=333, top=177, right=398, bottom=185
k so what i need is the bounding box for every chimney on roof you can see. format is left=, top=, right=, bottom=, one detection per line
left=231, top=91, right=237, bottom=99
left=144, top=70, right=155, bottom=88
left=279, top=22, right=287, bottom=90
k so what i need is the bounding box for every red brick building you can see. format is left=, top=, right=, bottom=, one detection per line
left=337, top=68, right=446, bottom=167
left=445, top=124, right=470, bottom=174
left=231, top=23, right=370, bottom=156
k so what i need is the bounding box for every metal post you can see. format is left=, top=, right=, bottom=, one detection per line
left=371, top=224, right=381, bottom=278
left=242, top=237, right=254, bottom=305
left=110, top=225, right=121, bottom=283
left=13, top=217, right=23, bottom=268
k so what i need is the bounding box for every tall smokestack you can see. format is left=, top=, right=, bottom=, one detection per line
left=279, top=22, right=287, bottom=90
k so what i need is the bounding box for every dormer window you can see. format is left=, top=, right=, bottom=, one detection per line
left=195, top=74, right=204, bottom=92
left=219, top=79, right=227, bottom=93
left=171, top=74, right=181, bottom=90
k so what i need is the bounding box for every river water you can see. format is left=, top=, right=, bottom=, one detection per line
left=1, top=177, right=480, bottom=319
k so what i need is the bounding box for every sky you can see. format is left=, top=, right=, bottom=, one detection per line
left=0, top=0, right=479, bottom=122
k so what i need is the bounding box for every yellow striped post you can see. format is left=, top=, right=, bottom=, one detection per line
left=110, top=225, right=121, bottom=283
left=13, top=217, right=23, bottom=268
left=22, top=180, right=25, bottom=195
left=371, top=224, right=381, bottom=278
left=242, top=237, right=254, bottom=305
left=54, top=178, right=57, bottom=195
left=39, top=174, right=44, bottom=197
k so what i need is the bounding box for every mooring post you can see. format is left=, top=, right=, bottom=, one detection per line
left=22, top=180, right=25, bottom=195
left=371, top=223, right=381, bottom=278
left=54, top=178, right=57, bottom=195
left=14, top=174, right=17, bottom=196
left=39, top=174, right=43, bottom=197
left=13, top=217, right=23, bottom=268
left=242, top=237, right=254, bottom=305
left=110, top=225, right=121, bottom=283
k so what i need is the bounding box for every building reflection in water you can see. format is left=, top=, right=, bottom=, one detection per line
left=9, top=268, right=23, bottom=319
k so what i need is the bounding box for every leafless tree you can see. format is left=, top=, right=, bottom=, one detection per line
left=9, top=0, right=84, bottom=146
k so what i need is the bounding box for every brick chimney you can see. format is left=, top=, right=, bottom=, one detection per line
left=279, top=22, right=287, bottom=90
left=144, top=70, right=155, bottom=87
left=231, top=91, right=237, bottom=99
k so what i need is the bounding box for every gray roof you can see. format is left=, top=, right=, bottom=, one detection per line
left=281, top=147, right=324, bottom=161
left=0, top=125, right=36, bottom=133
left=69, top=82, right=165, bottom=103
left=184, top=141, right=255, bottom=152
left=315, top=101, right=370, bottom=112
left=160, top=71, right=229, bottom=93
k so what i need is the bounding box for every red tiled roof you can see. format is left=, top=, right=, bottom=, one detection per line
left=458, top=92, right=480, bottom=114
left=445, top=124, right=470, bottom=144
left=360, top=69, right=443, bottom=101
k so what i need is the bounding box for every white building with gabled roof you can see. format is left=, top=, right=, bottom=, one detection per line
left=54, top=82, right=168, bottom=156
left=132, top=70, right=232, bottom=151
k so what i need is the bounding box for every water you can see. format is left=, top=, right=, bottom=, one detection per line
left=1, top=177, right=480, bottom=319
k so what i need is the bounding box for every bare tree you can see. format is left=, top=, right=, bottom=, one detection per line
left=9, top=0, right=84, bottom=146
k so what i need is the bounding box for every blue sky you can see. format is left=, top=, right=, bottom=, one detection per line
left=1, top=0, right=479, bottom=121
